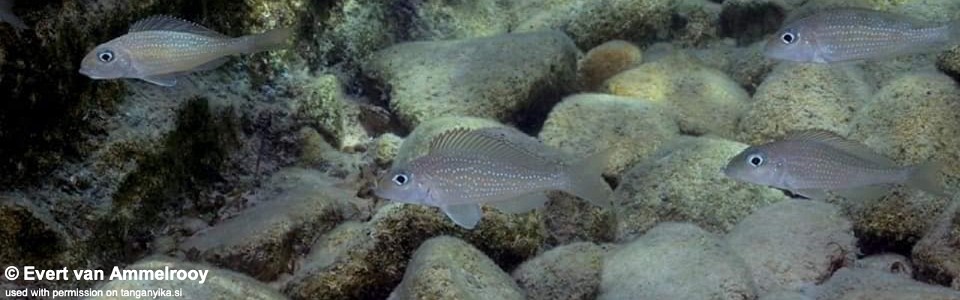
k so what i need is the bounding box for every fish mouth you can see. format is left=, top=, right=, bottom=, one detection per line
left=78, top=68, right=103, bottom=79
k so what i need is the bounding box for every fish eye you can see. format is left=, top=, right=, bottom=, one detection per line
left=391, top=173, right=409, bottom=186
left=98, top=50, right=115, bottom=63
left=780, top=31, right=796, bottom=44
left=747, top=154, right=764, bottom=167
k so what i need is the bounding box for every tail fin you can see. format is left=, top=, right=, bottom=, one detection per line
left=905, top=161, right=948, bottom=197
left=237, top=27, right=293, bottom=54
left=562, top=148, right=614, bottom=209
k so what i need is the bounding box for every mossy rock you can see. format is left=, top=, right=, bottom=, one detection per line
left=0, top=195, right=70, bottom=269
left=612, top=136, right=788, bottom=241
left=513, top=0, right=671, bottom=49
left=93, top=256, right=286, bottom=300
left=512, top=242, right=609, bottom=300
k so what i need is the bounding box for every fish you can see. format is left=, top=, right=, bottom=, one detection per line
left=0, top=0, right=28, bottom=30
left=79, top=15, right=292, bottom=86
left=723, top=130, right=946, bottom=201
left=765, top=8, right=960, bottom=63
left=373, top=127, right=612, bottom=229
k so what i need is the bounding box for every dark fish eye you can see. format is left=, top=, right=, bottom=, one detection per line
left=98, top=50, right=115, bottom=63
left=747, top=154, right=764, bottom=167
left=392, top=174, right=408, bottom=186
left=780, top=31, right=796, bottom=44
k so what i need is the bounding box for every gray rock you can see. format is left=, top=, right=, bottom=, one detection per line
left=855, top=253, right=914, bottom=279
left=539, top=93, right=680, bottom=177
left=543, top=192, right=616, bottom=245
left=364, top=31, right=579, bottom=128
left=283, top=203, right=545, bottom=300
left=389, top=236, right=524, bottom=300
left=612, top=136, right=787, bottom=241
left=912, top=200, right=960, bottom=290
left=512, top=242, right=609, bottom=300
left=725, top=201, right=856, bottom=295
left=181, top=168, right=359, bottom=281
left=0, top=195, right=70, bottom=269
left=92, top=256, right=286, bottom=300
left=600, top=222, right=756, bottom=300
left=803, top=268, right=960, bottom=300
left=513, top=0, right=671, bottom=49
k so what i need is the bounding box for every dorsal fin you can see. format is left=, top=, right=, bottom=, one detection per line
left=129, top=15, right=226, bottom=38
left=427, top=127, right=561, bottom=170
left=784, top=130, right=898, bottom=167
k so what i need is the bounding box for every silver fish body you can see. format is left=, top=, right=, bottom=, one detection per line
left=723, top=130, right=945, bottom=200
left=80, top=15, right=291, bottom=86
left=374, top=127, right=612, bottom=229
left=765, top=9, right=958, bottom=63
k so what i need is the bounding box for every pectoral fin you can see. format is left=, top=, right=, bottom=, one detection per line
left=441, top=204, right=482, bottom=229
left=140, top=74, right=179, bottom=87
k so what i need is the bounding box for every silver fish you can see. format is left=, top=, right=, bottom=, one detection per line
left=0, top=0, right=27, bottom=30
left=374, top=127, right=612, bottom=229
left=80, top=15, right=292, bottom=86
left=723, top=130, right=945, bottom=201
left=765, top=8, right=960, bottom=63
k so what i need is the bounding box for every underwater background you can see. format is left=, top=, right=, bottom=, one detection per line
left=2, top=0, right=960, bottom=299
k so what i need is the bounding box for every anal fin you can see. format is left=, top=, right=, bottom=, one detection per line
left=441, top=204, right=482, bottom=229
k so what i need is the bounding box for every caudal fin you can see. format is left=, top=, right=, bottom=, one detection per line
left=905, top=161, right=948, bottom=197
left=562, top=148, right=614, bottom=209
left=238, top=27, right=293, bottom=54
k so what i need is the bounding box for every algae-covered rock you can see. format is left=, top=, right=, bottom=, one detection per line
left=0, top=195, right=69, bottom=269
left=604, top=53, right=750, bottom=138
left=404, top=0, right=514, bottom=41
left=612, top=136, right=788, bottom=241
left=513, top=0, right=671, bottom=49
left=181, top=168, right=358, bottom=281
left=373, top=133, right=404, bottom=167
left=850, top=72, right=960, bottom=190
left=578, top=40, right=642, bottom=91
left=389, top=236, right=524, bottom=300
left=291, top=74, right=368, bottom=151
left=846, top=72, right=959, bottom=244
left=804, top=268, right=960, bottom=300
left=600, top=222, right=756, bottom=300
left=539, top=93, right=679, bottom=177
left=912, top=201, right=960, bottom=289
left=511, top=242, right=608, bottom=300
left=543, top=192, right=615, bottom=245
left=760, top=290, right=812, bottom=300
left=93, top=256, right=286, bottom=300
left=392, top=116, right=505, bottom=166
left=364, top=30, right=578, bottom=128
left=739, top=63, right=873, bottom=144
left=283, top=203, right=545, bottom=300
left=725, top=201, right=856, bottom=295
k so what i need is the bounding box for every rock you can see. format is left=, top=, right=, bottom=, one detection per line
left=181, top=168, right=358, bottom=281
left=912, top=200, right=960, bottom=289
left=0, top=195, right=69, bottom=269
left=404, top=0, right=513, bottom=41
left=855, top=254, right=914, bottom=279
left=297, top=127, right=362, bottom=174
left=93, top=256, right=286, bottom=300
left=284, top=203, right=546, bottom=300
left=364, top=31, right=579, bottom=128
left=670, top=0, right=723, bottom=47
left=725, top=201, right=856, bottom=295
left=718, top=0, right=789, bottom=44
left=760, top=290, right=812, bottom=300
left=645, top=40, right=777, bottom=94
left=542, top=192, right=615, bottom=245
left=578, top=40, right=642, bottom=91
left=391, top=116, right=505, bottom=166
left=389, top=236, right=524, bottom=300
left=512, top=242, right=608, bottom=300
left=291, top=74, right=368, bottom=151
left=539, top=93, right=680, bottom=177
left=513, top=0, right=671, bottom=49
left=612, top=136, right=788, bottom=241
left=850, top=72, right=960, bottom=191
left=803, top=268, right=960, bottom=300
left=738, top=63, right=873, bottom=144
left=603, top=53, right=750, bottom=138
left=373, top=133, right=404, bottom=167
left=847, top=72, right=960, bottom=244
left=600, top=223, right=756, bottom=300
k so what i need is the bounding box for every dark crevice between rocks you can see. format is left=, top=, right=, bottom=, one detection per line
left=88, top=97, right=239, bottom=266
left=854, top=231, right=916, bottom=259
left=719, top=2, right=785, bottom=45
